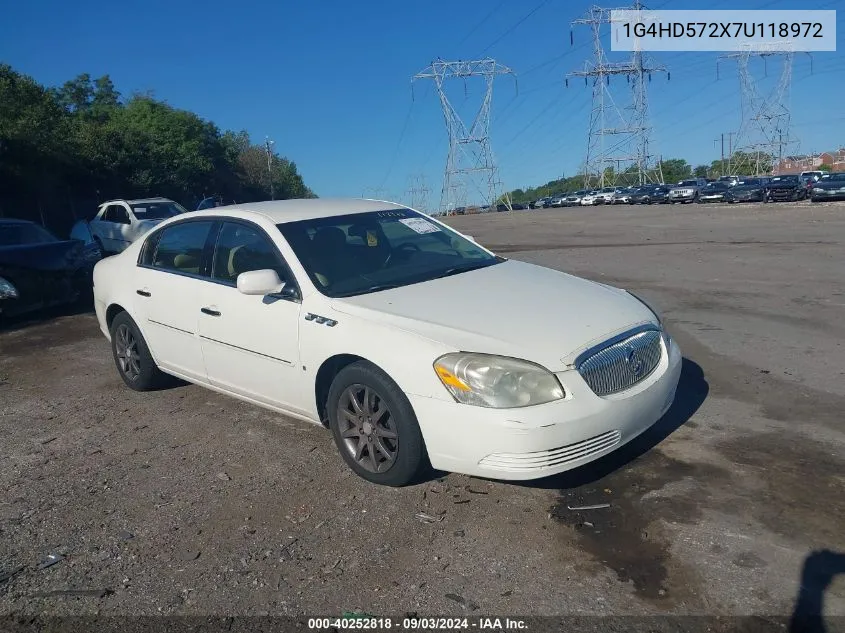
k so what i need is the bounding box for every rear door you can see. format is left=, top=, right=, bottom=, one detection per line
left=197, top=220, right=306, bottom=414
left=133, top=219, right=217, bottom=382
left=98, top=204, right=133, bottom=252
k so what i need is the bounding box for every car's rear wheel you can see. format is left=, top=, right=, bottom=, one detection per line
left=327, top=361, right=427, bottom=487
left=110, top=311, right=167, bottom=391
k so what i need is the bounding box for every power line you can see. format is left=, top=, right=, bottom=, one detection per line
left=455, top=1, right=508, bottom=49
left=480, top=0, right=553, bottom=55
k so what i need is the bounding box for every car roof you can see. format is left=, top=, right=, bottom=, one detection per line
left=187, top=198, right=410, bottom=224
left=100, top=197, right=174, bottom=206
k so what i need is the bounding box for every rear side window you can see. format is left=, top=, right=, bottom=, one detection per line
left=104, top=205, right=130, bottom=224
left=211, top=222, right=289, bottom=285
left=151, top=221, right=214, bottom=276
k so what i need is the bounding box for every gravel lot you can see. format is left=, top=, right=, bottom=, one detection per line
left=1, top=200, right=844, bottom=624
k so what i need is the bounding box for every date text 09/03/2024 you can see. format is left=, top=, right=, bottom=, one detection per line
left=307, top=617, right=529, bottom=630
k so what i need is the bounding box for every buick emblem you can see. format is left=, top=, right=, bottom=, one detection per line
left=624, top=345, right=644, bottom=376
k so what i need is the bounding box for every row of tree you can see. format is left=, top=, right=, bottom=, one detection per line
left=0, top=64, right=314, bottom=236
left=507, top=152, right=783, bottom=204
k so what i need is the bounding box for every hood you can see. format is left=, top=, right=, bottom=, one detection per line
left=813, top=180, right=845, bottom=190
left=0, top=239, right=86, bottom=271
left=331, top=260, right=657, bottom=371
left=769, top=181, right=800, bottom=189
left=732, top=184, right=763, bottom=192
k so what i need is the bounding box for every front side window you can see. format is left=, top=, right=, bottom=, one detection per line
left=151, top=221, right=214, bottom=275
left=212, top=222, right=288, bottom=285
left=277, top=209, right=499, bottom=298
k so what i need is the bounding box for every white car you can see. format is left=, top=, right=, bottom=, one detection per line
left=579, top=192, right=601, bottom=205
left=92, top=199, right=682, bottom=486
left=71, top=197, right=187, bottom=254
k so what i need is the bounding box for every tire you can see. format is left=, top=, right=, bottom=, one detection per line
left=110, top=311, right=168, bottom=391
left=327, top=360, right=428, bottom=486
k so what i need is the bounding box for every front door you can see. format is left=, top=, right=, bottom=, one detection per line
left=198, top=221, right=306, bottom=414
left=132, top=219, right=217, bottom=382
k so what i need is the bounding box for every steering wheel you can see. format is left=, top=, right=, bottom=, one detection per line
left=384, top=242, right=421, bottom=267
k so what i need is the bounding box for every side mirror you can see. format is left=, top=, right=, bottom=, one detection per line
left=237, top=269, right=285, bottom=296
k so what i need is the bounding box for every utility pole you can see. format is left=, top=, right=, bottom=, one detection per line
left=717, top=42, right=812, bottom=176
left=264, top=137, right=275, bottom=200
left=567, top=1, right=667, bottom=188
left=413, top=58, right=517, bottom=213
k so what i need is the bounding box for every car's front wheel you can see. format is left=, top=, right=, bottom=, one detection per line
left=110, top=311, right=167, bottom=391
left=327, top=361, right=428, bottom=486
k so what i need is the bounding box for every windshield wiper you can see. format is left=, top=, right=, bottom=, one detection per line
left=336, top=282, right=404, bottom=297
left=438, top=261, right=496, bottom=279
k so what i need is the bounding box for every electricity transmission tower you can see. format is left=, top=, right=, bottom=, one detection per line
left=413, top=58, right=516, bottom=214
left=717, top=43, right=811, bottom=176
left=568, top=2, right=667, bottom=188
left=404, top=174, right=431, bottom=214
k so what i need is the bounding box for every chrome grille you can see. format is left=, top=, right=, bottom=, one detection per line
left=576, top=328, right=663, bottom=396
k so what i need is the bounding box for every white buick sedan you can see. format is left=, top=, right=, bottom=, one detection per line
left=93, top=199, right=682, bottom=486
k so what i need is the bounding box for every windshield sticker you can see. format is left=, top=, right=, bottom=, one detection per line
left=366, top=230, right=378, bottom=247
left=399, top=218, right=440, bottom=234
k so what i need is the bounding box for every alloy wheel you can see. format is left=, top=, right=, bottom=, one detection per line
left=114, top=323, right=141, bottom=381
left=336, top=384, right=398, bottom=473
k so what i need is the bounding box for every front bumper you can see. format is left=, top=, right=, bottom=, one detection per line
left=769, top=188, right=801, bottom=201
left=700, top=195, right=725, bottom=202
left=410, top=337, right=683, bottom=480
left=669, top=192, right=696, bottom=201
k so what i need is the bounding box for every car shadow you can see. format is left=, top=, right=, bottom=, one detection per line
left=789, top=550, right=845, bottom=633
left=0, top=294, right=95, bottom=335
left=427, top=357, right=709, bottom=488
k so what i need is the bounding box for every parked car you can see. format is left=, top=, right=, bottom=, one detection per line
left=800, top=170, right=824, bottom=183
left=630, top=185, right=660, bottom=204
left=594, top=187, right=618, bottom=204
left=668, top=178, right=708, bottom=204
left=562, top=191, right=585, bottom=206
left=70, top=197, right=187, bottom=255
left=579, top=191, right=602, bottom=206
left=767, top=175, right=807, bottom=202
left=810, top=172, right=845, bottom=202
left=0, top=218, right=99, bottom=318
left=92, top=199, right=681, bottom=486
left=723, top=178, right=769, bottom=203
left=698, top=181, right=732, bottom=203
left=548, top=195, right=567, bottom=208
left=717, top=175, right=740, bottom=187
left=611, top=188, right=636, bottom=204
left=531, top=198, right=551, bottom=209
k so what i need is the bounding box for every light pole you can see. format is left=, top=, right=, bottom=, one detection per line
left=264, top=137, right=275, bottom=200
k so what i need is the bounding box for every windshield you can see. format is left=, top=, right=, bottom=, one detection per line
left=678, top=180, right=699, bottom=186
left=0, top=222, right=59, bottom=246
left=736, top=179, right=761, bottom=186
left=824, top=172, right=845, bottom=181
left=277, top=209, right=501, bottom=298
left=771, top=176, right=799, bottom=183
left=131, top=201, right=186, bottom=219
left=704, top=182, right=730, bottom=190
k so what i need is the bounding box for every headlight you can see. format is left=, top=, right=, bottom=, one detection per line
left=0, top=276, right=19, bottom=300
left=433, top=353, right=564, bottom=408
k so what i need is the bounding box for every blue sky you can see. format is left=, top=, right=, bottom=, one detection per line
left=2, top=0, right=843, bottom=203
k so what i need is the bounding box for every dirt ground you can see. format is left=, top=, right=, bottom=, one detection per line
left=1, top=200, right=844, bottom=626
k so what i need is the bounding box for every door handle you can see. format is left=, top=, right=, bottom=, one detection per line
left=136, top=289, right=151, bottom=297
left=201, top=307, right=221, bottom=317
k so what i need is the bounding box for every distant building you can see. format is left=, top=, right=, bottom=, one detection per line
left=773, top=148, right=845, bottom=174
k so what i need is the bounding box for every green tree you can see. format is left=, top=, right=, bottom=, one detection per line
left=0, top=64, right=315, bottom=232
